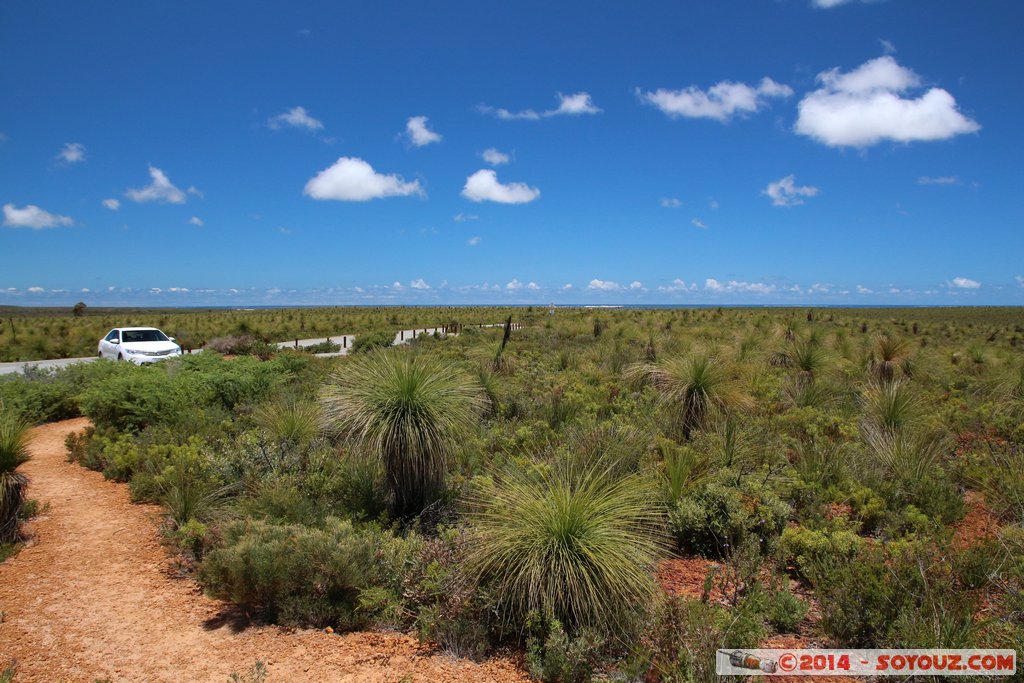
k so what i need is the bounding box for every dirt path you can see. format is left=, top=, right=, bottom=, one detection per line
left=0, top=419, right=528, bottom=683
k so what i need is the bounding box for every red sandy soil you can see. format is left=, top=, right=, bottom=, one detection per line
left=655, top=557, right=727, bottom=604
left=953, top=490, right=1000, bottom=551
left=0, top=419, right=529, bottom=683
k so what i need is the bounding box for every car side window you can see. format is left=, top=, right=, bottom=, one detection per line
left=106, top=330, right=119, bottom=342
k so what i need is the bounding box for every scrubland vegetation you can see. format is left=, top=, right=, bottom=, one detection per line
left=2, top=305, right=1024, bottom=681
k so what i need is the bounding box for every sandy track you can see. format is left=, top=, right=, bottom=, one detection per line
left=0, top=419, right=528, bottom=683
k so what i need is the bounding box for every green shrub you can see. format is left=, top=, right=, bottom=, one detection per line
left=778, top=524, right=865, bottom=579
left=668, top=475, right=790, bottom=558
left=350, top=330, right=394, bottom=353
left=525, top=614, right=602, bottom=683
left=77, top=367, right=204, bottom=432
left=0, top=373, right=78, bottom=424
left=199, top=518, right=377, bottom=628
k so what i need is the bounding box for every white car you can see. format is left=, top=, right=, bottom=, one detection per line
left=98, top=327, right=183, bottom=364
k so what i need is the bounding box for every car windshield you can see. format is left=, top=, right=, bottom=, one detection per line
left=122, top=329, right=168, bottom=343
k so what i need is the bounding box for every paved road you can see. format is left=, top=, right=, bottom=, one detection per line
left=0, top=322, right=516, bottom=375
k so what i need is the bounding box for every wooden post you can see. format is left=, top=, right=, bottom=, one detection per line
left=295, top=338, right=299, bottom=349
left=343, top=336, right=347, bottom=348
left=400, top=330, right=404, bottom=341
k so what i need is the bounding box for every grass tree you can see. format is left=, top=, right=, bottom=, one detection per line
left=629, top=351, right=751, bottom=440
left=0, top=416, right=32, bottom=543
left=320, top=349, right=484, bottom=518
left=870, top=333, right=912, bottom=382
left=467, top=462, right=664, bottom=633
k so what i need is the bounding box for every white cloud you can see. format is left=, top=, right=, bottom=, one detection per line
left=795, top=56, right=980, bottom=147
left=188, top=216, right=204, bottom=226
left=479, top=91, right=601, bottom=120
left=550, top=92, right=601, bottom=115
left=562, top=284, right=573, bottom=290
left=304, top=157, right=423, bottom=201
left=704, top=278, right=776, bottom=294
left=638, top=77, right=792, bottom=122
left=467, top=236, right=481, bottom=246
left=588, top=279, right=621, bottom=291
left=812, top=0, right=882, bottom=7
left=629, top=281, right=645, bottom=290
left=482, top=148, right=510, bottom=166
left=506, top=279, right=524, bottom=290
left=691, top=218, right=708, bottom=229
left=3, top=203, right=74, bottom=229
left=764, top=175, right=820, bottom=207
left=454, top=213, right=479, bottom=222
left=949, top=276, right=980, bottom=289
left=917, top=175, right=959, bottom=185
left=1016, top=275, right=1024, bottom=288
left=461, top=169, right=540, bottom=204
left=268, top=106, right=324, bottom=131
left=658, top=279, right=697, bottom=293
left=126, top=165, right=187, bottom=203
left=405, top=116, right=442, bottom=146
left=392, top=281, right=404, bottom=290
left=102, top=198, right=120, bottom=211
left=708, top=199, right=720, bottom=210
left=56, top=142, right=86, bottom=164
left=661, top=198, right=682, bottom=208
left=410, top=278, right=431, bottom=290
left=527, top=281, right=540, bottom=290
left=809, top=283, right=831, bottom=294
left=857, top=285, right=873, bottom=294
left=879, top=38, right=897, bottom=54
left=27, top=286, right=44, bottom=293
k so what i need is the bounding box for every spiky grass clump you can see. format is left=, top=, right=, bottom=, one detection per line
left=862, top=424, right=948, bottom=484
left=0, top=417, right=32, bottom=543
left=320, top=350, right=484, bottom=517
left=629, top=352, right=751, bottom=440
left=862, top=379, right=920, bottom=432
left=255, top=398, right=321, bottom=447
left=467, top=463, right=664, bottom=633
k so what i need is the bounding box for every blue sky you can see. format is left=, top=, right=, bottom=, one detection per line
left=2, top=0, right=1022, bottom=306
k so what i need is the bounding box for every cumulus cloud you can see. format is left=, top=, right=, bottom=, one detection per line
left=550, top=92, right=601, bottom=115
left=126, top=166, right=187, bottom=203
left=268, top=106, right=324, bottom=131
left=857, top=285, right=873, bottom=294
left=588, top=279, right=621, bottom=291
left=27, top=286, right=44, bottom=293
left=661, top=198, right=682, bottom=208
left=638, top=77, right=792, bottom=122
left=467, top=236, right=481, bottom=246
left=188, top=216, right=204, bottom=226
left=658, top=279, right=697, bottom=293
left=764, top=175, right=820, bottom=207
left=917, top=175, right=959, bottom=185
left=461, top=169, right=540, bottom=204
left=629, top=281, right=645, bottom=290
left=3, top=203, right=74, bottom=229
left=102, top=198, right=120, bottom=211
left=949, top=276, right=980, bottom=289
left=405, top=116, right=442, bottom=146
left=304, top=157, right=423, bottom=201
left=56, top=142, right=86, bottom=164
left=482, top=148, right=510, bottom=166
left=795, top=56, right=980, bottom=147
left=410, top=278, right=431, bottom=290
left=479, top=92, right=601, bottom=120
left=704, top=278, right=776, bottom=294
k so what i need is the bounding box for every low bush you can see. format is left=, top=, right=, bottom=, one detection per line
left=350, top=330, right=393, bottom=353
left=199, top=518, right=378, bottom=628
left=668, top=474, right=790, bottom=558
